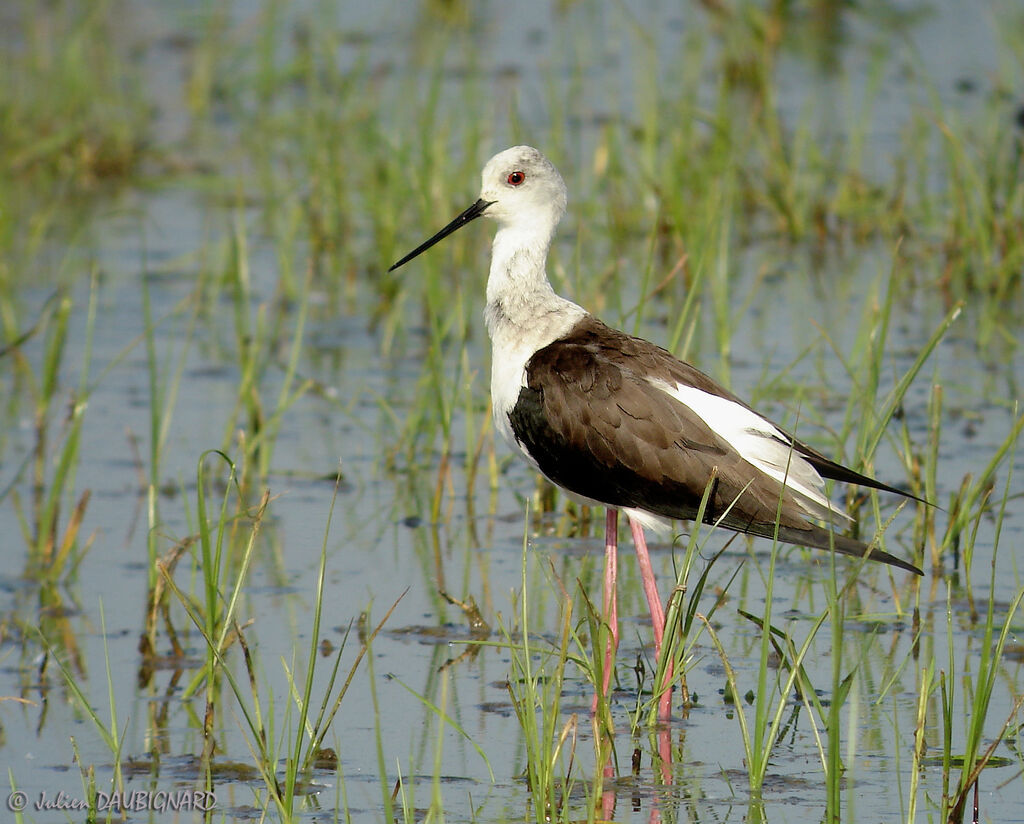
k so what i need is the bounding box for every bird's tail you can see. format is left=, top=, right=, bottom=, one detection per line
left=714, top=510, right=923, bottom=575
left=774, top=524, right=923, bottom=576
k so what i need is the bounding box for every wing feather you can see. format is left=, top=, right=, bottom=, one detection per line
left=506, top=315, right=922, bottom=574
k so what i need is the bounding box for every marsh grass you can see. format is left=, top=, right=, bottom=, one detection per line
left=9, top=287, right=94, bottom=579
left=391, top=666, right=495, bottom=823
left=702, top=538, right=828, bottom=800
left=45, top=456, right=401, bottom=820
left=940, top=459, right=1024, bottom=822
left=824, top=273, right=963, bottom=567
left=150, top=455, right=406, bottom=818
left=221, top=213, right=316, bottom=490
left=46, top=601, right=128, bottom=819
left=0, top=1, right=150, bottom=188
left=502, top=531, right=597, bottom=824
left=939, top=410, right=1024, bottom=574
left=0, top=283, right=99, bottom=687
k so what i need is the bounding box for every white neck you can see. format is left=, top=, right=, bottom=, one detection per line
left=483, top=222, right=586, bottom=455
left=485, top=225, right=552, bottom=300
left=484, top=224, right=583, bottom=341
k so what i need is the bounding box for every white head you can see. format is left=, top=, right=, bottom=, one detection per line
left=477, top=146, right=567, bottom=232
left=389, top=145, right=567, bottom=272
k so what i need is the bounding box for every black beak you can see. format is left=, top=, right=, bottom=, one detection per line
left=388, top=198, right=494, bottom=272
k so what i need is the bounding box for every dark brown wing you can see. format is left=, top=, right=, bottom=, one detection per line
left=508, top=316, right=922, bottom=575
left=582, top=318, right=929, bottom=504
left=511, top=318, right=821, bottom=530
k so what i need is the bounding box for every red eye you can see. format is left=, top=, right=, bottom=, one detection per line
left=507, top=171, right=525, bottom=186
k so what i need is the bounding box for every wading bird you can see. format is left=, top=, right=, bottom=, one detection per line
left=390, top=145, right=923, bottom=715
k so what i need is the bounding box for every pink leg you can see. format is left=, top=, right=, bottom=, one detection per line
left=593, top=509, right=619, bottom=712
left=629, top=517, right=672, bottom=721
left=629, top=518, right=665, bottom=652
left=598, top=513, right=620, bottom=807
left=601, top=757, right=617, bottom=822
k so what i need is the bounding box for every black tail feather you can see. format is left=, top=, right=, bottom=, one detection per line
left=774, top=525, right=923, bottom=576
left=714, top=510, right=924, bottom=576
left=799, top=450, right=932, bottom=508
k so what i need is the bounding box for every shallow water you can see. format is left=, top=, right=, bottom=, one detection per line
left=1, top=2, right=1022, bottom=822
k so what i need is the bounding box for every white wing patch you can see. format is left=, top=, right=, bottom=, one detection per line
left=648, top=378, right=851, bottom=524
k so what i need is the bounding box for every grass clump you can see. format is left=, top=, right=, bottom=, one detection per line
left=503, top=532, right=593, bottom=824
left=0, top=1, right=150, bottom=188
left=141, top=453, right=405, bottom=818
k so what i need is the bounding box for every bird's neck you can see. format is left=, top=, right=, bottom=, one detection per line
left=484, top=224, right=585, bottom=348
left=485, top=225, right=553, bottom=303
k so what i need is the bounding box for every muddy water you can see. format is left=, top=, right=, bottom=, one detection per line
left=2, top=2, right=1021, bottom=822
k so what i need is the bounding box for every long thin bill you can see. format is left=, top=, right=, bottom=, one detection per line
left=388, top=198, right=493, bottom=272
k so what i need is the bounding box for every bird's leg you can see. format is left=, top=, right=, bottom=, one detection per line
left=629, top=517, right=665, bottom=650
left=628, top=516, right=672, bottom=720
left=593, top=508, right=619, bottom=712
left=599, top=516, right=619, bottom=820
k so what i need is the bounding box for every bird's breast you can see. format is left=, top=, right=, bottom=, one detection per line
left=486, top=301, right=585, bottom=461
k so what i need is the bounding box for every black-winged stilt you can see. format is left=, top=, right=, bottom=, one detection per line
left=390, top=145, right=923, bottom=715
